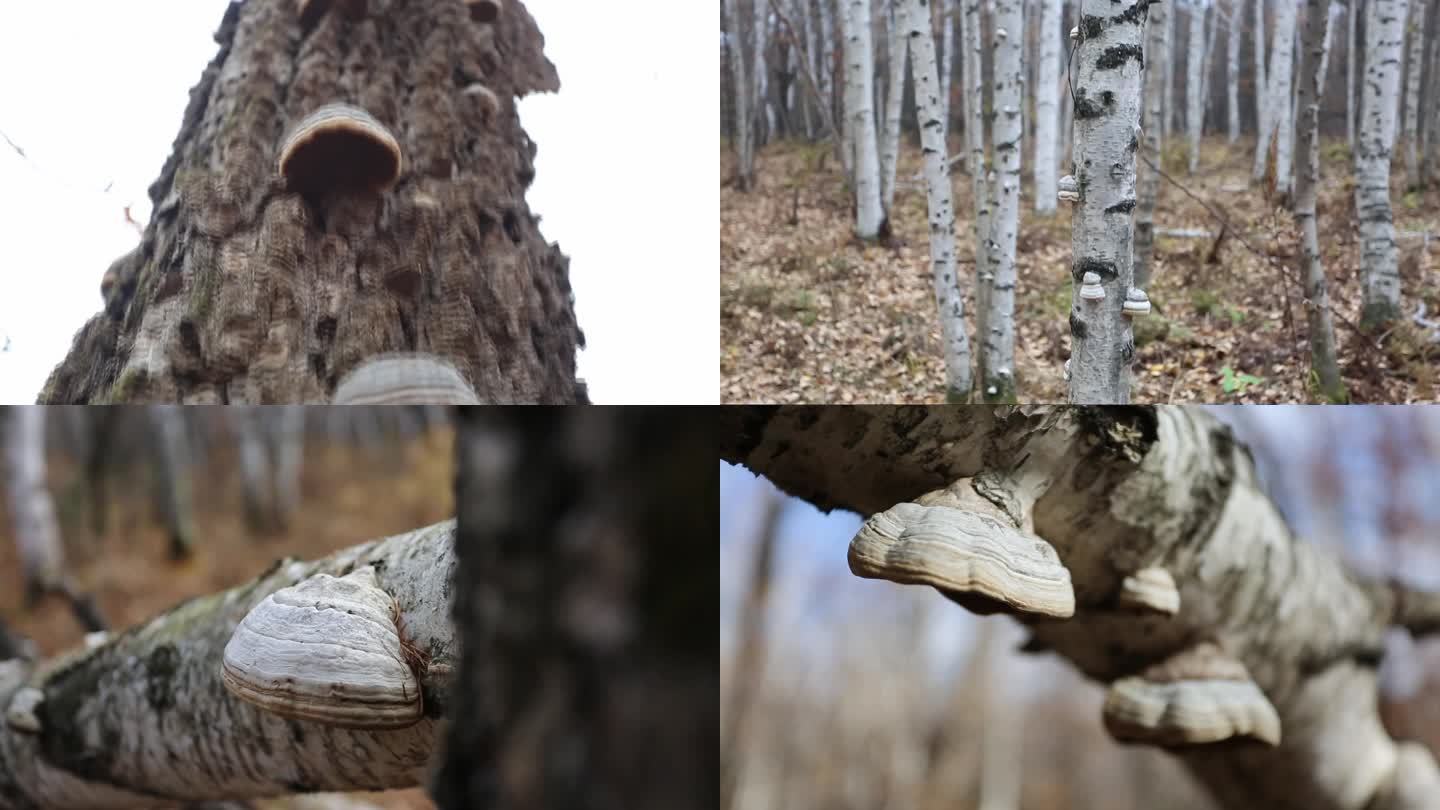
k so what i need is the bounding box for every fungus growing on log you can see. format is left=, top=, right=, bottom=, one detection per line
left=332, top=354, right=483, bottom=405
left=465, top=0, right=503, bottom=23
left=1058, top=174, right=1080, bottom=202
left=848, top=494, right=1075, bottom=619
left=278, top=103, right=403, bottom=197
left=1118, top=566, right=1178, bottom=614
left=1079, top=271, right=1106, bottom=300
left=1122, top=287, right=1151, bottom=316
left=1102, top=642, right=1281, bottom=748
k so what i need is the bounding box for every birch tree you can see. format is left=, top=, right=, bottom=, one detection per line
left=719, top=405, right=1440, bottom=810
left=1252, top=0, right=1270, bottom=174
left=881, top=0, right=909, bottom=212
left=1035, top=0, right=1064, bottom=213
left=1401, top=0, right=1427, bottom=188
left=1255, top=0, right=1297, bottom=194
left=844, top=0, right=887, bottom=237
left=1425, top=30, right=1440, bottom=185
left=1066, top=0, right=1147, bottom=404
left=940, top=0, right=957, bottom=141
left=1186, top=0, right=1208, bottom=171
left=981, top=0, right=1025, bottom=403
left=1227, top=0, right=1241, bottom=141
left=964, top=0, right=994, bottom=380
left=906, top=0, right=974, bottom=401
left=1293, top=0, right=1347, bottom=402
left=1134, top=0, right=1168, bottom=288
left=1356, top=0, right=1409, bottom=331
left=4, top=407, right=65, bottom=603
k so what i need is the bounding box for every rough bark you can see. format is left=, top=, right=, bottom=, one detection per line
left=1066, top=0, right=1145, bottom=403
left=718, top=405, right=1440, bottom=810
left=843, top=0, right=887, bottom=237
left=1035, top=0, right=1063, bottom=213
left=1294, top=0, right=1347, bottom=403
left=1356, top=0, right=1408, bottom=331
left=1227, top=0, right=1241, bottom=141
left=1134, top=0, right=1167, bottom=289
left=1186, top=0, right=1207, bottom=172
left=433, top=409, right=715, bottom=810
left=728, top=0, right=757, bottom=190
left=1400, top=0, right=1426, bottom=188
left=1253, top=0, right=1271, bottom=174
left=0, top=523, right=459, bottom=808
left=981, top=0, right=1024, bottom=403
left=38, top=0, right=582, bottom=406
left=964, top=0, right=993, bottom=383
left=881, top=0, right=909, bottom=213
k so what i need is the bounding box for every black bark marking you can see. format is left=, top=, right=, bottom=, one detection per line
left=1074, top=88, right=1109, bottom=119
left=1070, top=312, right=1088, bottom=339
left=1074, top=258, right=1120, bottom=282
left=145, top=644, right=180, bottom=712
left=1080, top=14, right=1105, bottom=39
left=1097, top=43, right=1144, bottom=70
left=1117, top=0, right=1157, bottom=28
left=1106, top=199, right=1137, bottom=214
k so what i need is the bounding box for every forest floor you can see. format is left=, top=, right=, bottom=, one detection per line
left=0, top=429, right=455, bottom=810
left=721, top=135, right=1440, bottom=403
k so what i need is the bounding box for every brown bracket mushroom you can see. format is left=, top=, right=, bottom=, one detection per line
left=279, top=103, right=403, bottom=235
left=465, top=0, right=503, bottom=23
left=848, top=487, right=1075, bottom=619
left=1102, top=641, right=1281, bottom=748
left=332, top=354, right=482, bottom=405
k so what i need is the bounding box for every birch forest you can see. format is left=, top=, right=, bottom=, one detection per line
left=720, top=0, right=1440, bottom=404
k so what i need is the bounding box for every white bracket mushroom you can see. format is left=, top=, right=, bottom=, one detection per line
left=1102, top=642, right=1281, bottom=747
left=1079, top=271, right=1106, bottom=301
left=1118, top=567, right=1180, bottom=615
left=221, top=566, right=425, bottom=730
left=848, top=490, right=1075, bottom=619
left=1122, top=288, right=1151, bottom=316
left=1058, top=174, right=1079, bottom=203
left=332, top=354, right=483, bottom=405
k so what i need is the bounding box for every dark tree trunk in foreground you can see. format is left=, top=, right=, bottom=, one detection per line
left=40, top=0, right=586, bottom=405
left=435, top=408, right=716, bottom=810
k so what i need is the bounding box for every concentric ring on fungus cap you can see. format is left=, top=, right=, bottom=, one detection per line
left=278, top=103, right=403, bottom=196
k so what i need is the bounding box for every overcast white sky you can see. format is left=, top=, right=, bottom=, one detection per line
left=0, top=1, right=718, bottom=404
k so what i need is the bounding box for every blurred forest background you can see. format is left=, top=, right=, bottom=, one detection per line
left=719, top=406, right=1440, bottom=810
left=0, top=406, right=455, bottom=810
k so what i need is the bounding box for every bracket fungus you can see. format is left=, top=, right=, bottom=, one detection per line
left=221, top=566, right=424, bottom=730
left=1058, top=174, right=1080, bottom=202
left=1102, top=642, right=1281, bottom=748
left=5, top=686, right=44, bottom=734
left=465, top=0, right=503, bottom=23
left=1118, top=567, right=1180, bottom=615
left=848, top=500, right=1075, bottom=619
left=1079, top=271, right=1106, bottom=301
left=1122, top=288, right=1151, bottom=316
left=333, top=354, right=483, bottom=405
left=278, top=104, right=403, bottom=197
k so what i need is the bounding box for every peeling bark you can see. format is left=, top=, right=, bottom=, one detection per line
left=0, top=523, right=459, bottom=808
left=719, top=405, right=1440, bottom=810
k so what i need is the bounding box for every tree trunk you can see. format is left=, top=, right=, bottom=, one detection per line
left=1164, top=2, right=1176, bottom=137
left=1401, top=0, right=1427, bottom=188
left=981, top=0, right=1024, bottom=403
left=1227, top=0, right=1242, bottom=141
left=433, top=409, right=714, bottom=810
left=729, top=0, right=756, bottom=190
left=964, top=0, right=993, bottom=384
left=1186, top=0, right=1206, bottom=172
left=1356, top=0, right=1408, bottom=331
left=3, top=407, right=65, bottom=600
left=718, top=405, right=1440, bottom=810
left=756, top=0, right=773, bottom=148
left=1134, top=0, right=1168, bottom=289
left=1253, top=0, right=1271, bottom=175
left=148, top=406, right=196, bottom=560
left=1269, top=0, right=1298, bottom=196
left=1294, top=0, right=1347, bottom=403
left=881, top=0, right=909, bottom=213
left=0, top=522, right=459, bottom=807
left=908, top=0, right=975, bottom=401
left=235, top=406, right=306, bottom=535
left=941, top=0, right=957, bottom=142
left=1067, top=0, right=1146, bottom=404
left=37, top=0, right=584, bottom=405
left=845, top=0, right=887, bottom=237
left=1035, top=0, right=1063, bottom=213
left=1348, top=0, right=1359, bottom=147
left=823, top=0, right=843, bottom=149
left=1425, top=19, right=1440, bottom=185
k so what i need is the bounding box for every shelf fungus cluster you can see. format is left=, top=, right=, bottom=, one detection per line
left=1102, top=642, right=1281, bottom=748
left=278, top=103, right=403, bottom=198
left=332, top=354, right=483, bottom=405
left=848, top=492, right=1075, bottom=619
left=221, top=566, right=425, bottom=730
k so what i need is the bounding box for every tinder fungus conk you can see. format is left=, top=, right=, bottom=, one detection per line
left=278, top=103, right=403, bottom=196
left=333, top=354, right=483, bottom=405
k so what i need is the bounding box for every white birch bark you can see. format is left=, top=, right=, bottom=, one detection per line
left=845, top=0, right=887, bottom=237
left=1164, top=4, right=1176, bottom=136
left=235, top=406, right=306, bottom=535
left=1401, top=0, right=1426, bottom=187
left=1356, top=0, right=1408, bottom=330
left=1198, top=0, right=1220, bottom=128
left=1348, top=0, right=1359, bottom=147
left=965, top=0, right=993, bottom=382
left=1134, top=0, right=1168, bottom=288
left=881, top=0, right=909, bottom=212
left=905, top=0, right=975, bottom=401
left=1067, top=0, right=1146, bottom=403
left=0, top=522, right=458, bottom=808
left=1035, top=0, right=1063, bottom=212
left=982, top=0, right=1025, bottom=402
left=1294, top=0, right=1347, bottom=402
left=940, top=0, right=957, bottom=141
left=821, top=0, right=839, bottom=138
left=1252, top=0, right=1271, bottom=176
left=1227, top=0, right=1241, bottom=140
left=719, top=405, right=1440, bottom=810
left=726, top=0, right=756, bottom=190
left=755, top=0, right=772, bottom=146
left=1271, top=0, right=1298, bottom=195
left=3, top=407, right=64, bottom=597
left=1186, top=0, right=1207, bottom=172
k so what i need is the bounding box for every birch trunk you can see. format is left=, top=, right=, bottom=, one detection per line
left=1227, top=0, right=1241, bottom=141
left=982, top=0, right=1024, bottom=403
left=1253, top=0, right=1271, bottom=175
left=881, top=0, right=909, bottom=212
left=1401, top=0, right=1426, bottom=187
left=1134, top=0, right=1168, bottom=288
left=1356, top=0, right=1408, bottom=330
left=148, top=406, right=196, bottom=560
left=1067, top=0, right=1146, bottom=403
left=3, top=407, right=64, bottom=599
left=1271, top=0, right=1298, bottom=196
left=940, top=0, right=957, bottom=141
left=907, top=0, right=975, bottom=401
left=0, top=522, right=459, bottom=808
left=1164, top=5, right=1176, bottom=136
left=1425, top=27, right=1440, bottom=185
left=1035, top=0, right=1063, bottom=212
left=964, top=0, right=993, bottom=382
left=822, top=0, right=840, bottom=141
left=719, top=405, right=1440, bottom=810
left=1186, top=0, right=1207, bottom=172
left=235, top=406, right=306, bottom=535
left=845, top=0, right=887, bottom=237
left=755, top=0, right=772, bottom=147
left=1348, top=0, right=1359, bottom=147
left=1293, top=0, right=1347, bottom=402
